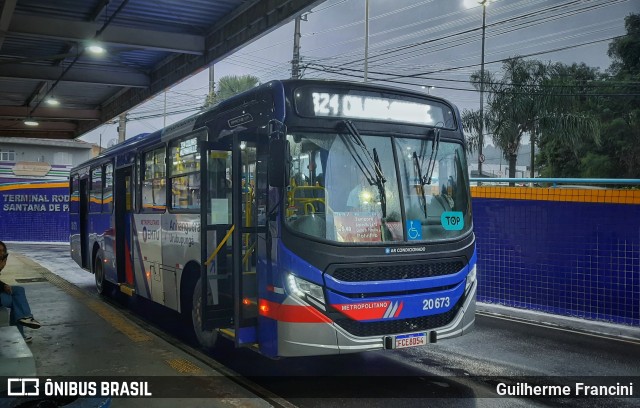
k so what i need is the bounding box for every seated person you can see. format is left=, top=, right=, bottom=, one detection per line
left=0, top=241, right=42, bottom=343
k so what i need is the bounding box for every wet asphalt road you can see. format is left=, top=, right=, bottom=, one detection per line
left=10, top=243, right=640, bottom=407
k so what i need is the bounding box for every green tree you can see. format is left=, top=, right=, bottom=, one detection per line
left=463, top=57, right=600, bottom=179
left=607, top=14, right=640, bottom=76
left=536, top=62, right=602, bottom=177
left=602, top=13, right=640, bottom=177
left=537, top=13, right=640, bottom=178
left=203, top=75, right=260, bottom=109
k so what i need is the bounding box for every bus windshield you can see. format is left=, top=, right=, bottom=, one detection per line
left=285, top=132, right=471, bottom=244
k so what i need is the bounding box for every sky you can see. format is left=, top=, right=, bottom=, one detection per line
left=79, top=0, right=639, bottom=148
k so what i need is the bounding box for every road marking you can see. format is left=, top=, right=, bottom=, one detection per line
left=166, top=358, right=203, bottom=374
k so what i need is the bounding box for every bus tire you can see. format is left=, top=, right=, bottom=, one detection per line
left=192, top=277, right=218, bottom=350
left=94, top=250, right=109, bottom=295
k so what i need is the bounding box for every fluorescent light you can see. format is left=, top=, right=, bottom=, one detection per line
left=87, top=44, right=106, bottom=54
left=24, top=119, right=39, bottom=126
left=46, top=97, right=60, bottom=106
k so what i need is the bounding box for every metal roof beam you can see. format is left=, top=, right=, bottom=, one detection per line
left=1, top=130, right=75, bottom=139
left=81, top=0, right=322, bottom=136
left=0, top=63, right=149, bottom=87
left=0, top=120, right=77, bottom=131
left=0, top=0, right=17, bottom=49
left=0, top=106, right=100, bottom=120
left=9, top=15, right=205, bottom=55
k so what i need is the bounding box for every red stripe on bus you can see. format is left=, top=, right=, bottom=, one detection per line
left=125, top=241, right=134, bottom=285
left=259, top=299, right=331, bottom=323
left=394, top=302, right=404, bottom=318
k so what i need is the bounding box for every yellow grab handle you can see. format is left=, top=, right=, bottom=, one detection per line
left=205, top=225, right=235, bottom=266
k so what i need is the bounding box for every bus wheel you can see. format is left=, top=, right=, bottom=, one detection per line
left=192, top=277, right=218, bottom=350
left=94, top=252, right=107, bottom=295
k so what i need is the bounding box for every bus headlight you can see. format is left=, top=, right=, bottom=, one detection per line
left=286, top=274, right=325, bottom=305
left=466, top=263, right=477, bottom=293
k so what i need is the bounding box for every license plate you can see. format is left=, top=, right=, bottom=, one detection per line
left=395, top=332, right=427, bottom=349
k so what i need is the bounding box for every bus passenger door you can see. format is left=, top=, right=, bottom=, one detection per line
left=79, top=178, right=89, bottom=269
left=200, top=135, right=265, bottom=348
left=115, top=166, right=135, bottom=288
left=200, top=144, right=235, bottom=331
left=234, top=134, right=266, bottom=348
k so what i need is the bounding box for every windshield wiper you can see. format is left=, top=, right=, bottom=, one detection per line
left=373, top=147, right=387, bottom=218
left=412, top=151, right=427, bottom=218
left=422, top=128, right=441, bottom=186
left=339, top=120, right=387, bottom=217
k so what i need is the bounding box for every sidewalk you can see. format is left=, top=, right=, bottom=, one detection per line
left=0, top=251, right=274, bottom=408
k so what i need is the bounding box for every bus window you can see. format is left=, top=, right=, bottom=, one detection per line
left=170, top=137, right=200, bottom=211
left=89, top=167, right=102, bottom=213
left=142, top=147, right=166, bottom=212
left=70, top=175, right=79, bottom=214
left=395, top=139, right=471, bottom=241
left=104, top=163, right=113, bottom=213
left=285, top=133, right=403, bottom=243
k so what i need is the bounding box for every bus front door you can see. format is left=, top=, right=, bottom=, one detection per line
left=79, top=178, right=89, bottom=269
left=200, top=135, right=265, bottom=348
left=115, top=166, right=135, bottom=289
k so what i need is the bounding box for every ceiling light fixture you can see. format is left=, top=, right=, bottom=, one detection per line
left=46, top=96, right=60, bottom=106
left=87, top=44, right=106, bottom=54
left=24, top=118, right=39, bottom=126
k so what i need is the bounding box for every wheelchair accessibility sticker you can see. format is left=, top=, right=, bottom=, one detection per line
left=406, top=220, right=422, bottom=241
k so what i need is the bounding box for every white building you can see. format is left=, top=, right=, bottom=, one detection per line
left=0, top=137, right=96, bottom=181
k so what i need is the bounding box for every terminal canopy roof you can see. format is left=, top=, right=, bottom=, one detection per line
left=0, top=0, right=320, bottom=140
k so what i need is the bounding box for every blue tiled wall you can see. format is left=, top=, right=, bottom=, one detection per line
left=473, top=197, right=639, bottom=326
left=0, top=183, right=69, bottom=242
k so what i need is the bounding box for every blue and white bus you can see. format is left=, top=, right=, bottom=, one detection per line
left=69, top=79, right=477, bottom=357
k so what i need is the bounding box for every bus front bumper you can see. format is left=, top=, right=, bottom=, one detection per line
left=276, top=280, right=476, bottom=357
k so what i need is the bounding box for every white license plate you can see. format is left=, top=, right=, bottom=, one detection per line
left=395, top=332, right=427, bottom=349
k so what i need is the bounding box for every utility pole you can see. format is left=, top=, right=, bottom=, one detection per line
left=292, top=15, right=306, bottom=79
left=117, top=113, right=126, bottom=143
left=364, top=0, right=369, bottom=82
left=209, top=65, right=215, bottom=94
left=477, top=0, right=487, bottom=181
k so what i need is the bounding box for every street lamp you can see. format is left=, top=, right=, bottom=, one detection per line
left=465, top=0, right=489, bottom=179
left=422, top=85, right=435, bottom=94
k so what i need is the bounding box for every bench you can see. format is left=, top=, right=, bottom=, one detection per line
left=0, top=309, right=36, bottom=393
left=0, top=326, right=36, bottom=391
left=0, top=306, right=8, bottom=326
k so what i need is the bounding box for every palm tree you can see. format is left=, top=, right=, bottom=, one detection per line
left=203, top=75, right=261, bottom=109
left=463, top=57, right=600, bottom=179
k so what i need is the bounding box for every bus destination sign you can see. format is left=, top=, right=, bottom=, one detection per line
left=309, top=92, right=436, bottom=125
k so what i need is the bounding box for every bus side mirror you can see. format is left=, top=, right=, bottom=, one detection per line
left=268, top=139, right=289, bottom=188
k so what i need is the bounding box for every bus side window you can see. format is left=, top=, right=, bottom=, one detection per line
left=89, top=167, right=102, bottom=213
left=142, top=147, right=167, bottom=212
left=104, top=163, right=113, bottom=213
left=169, top=136, right=200, bottom=211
